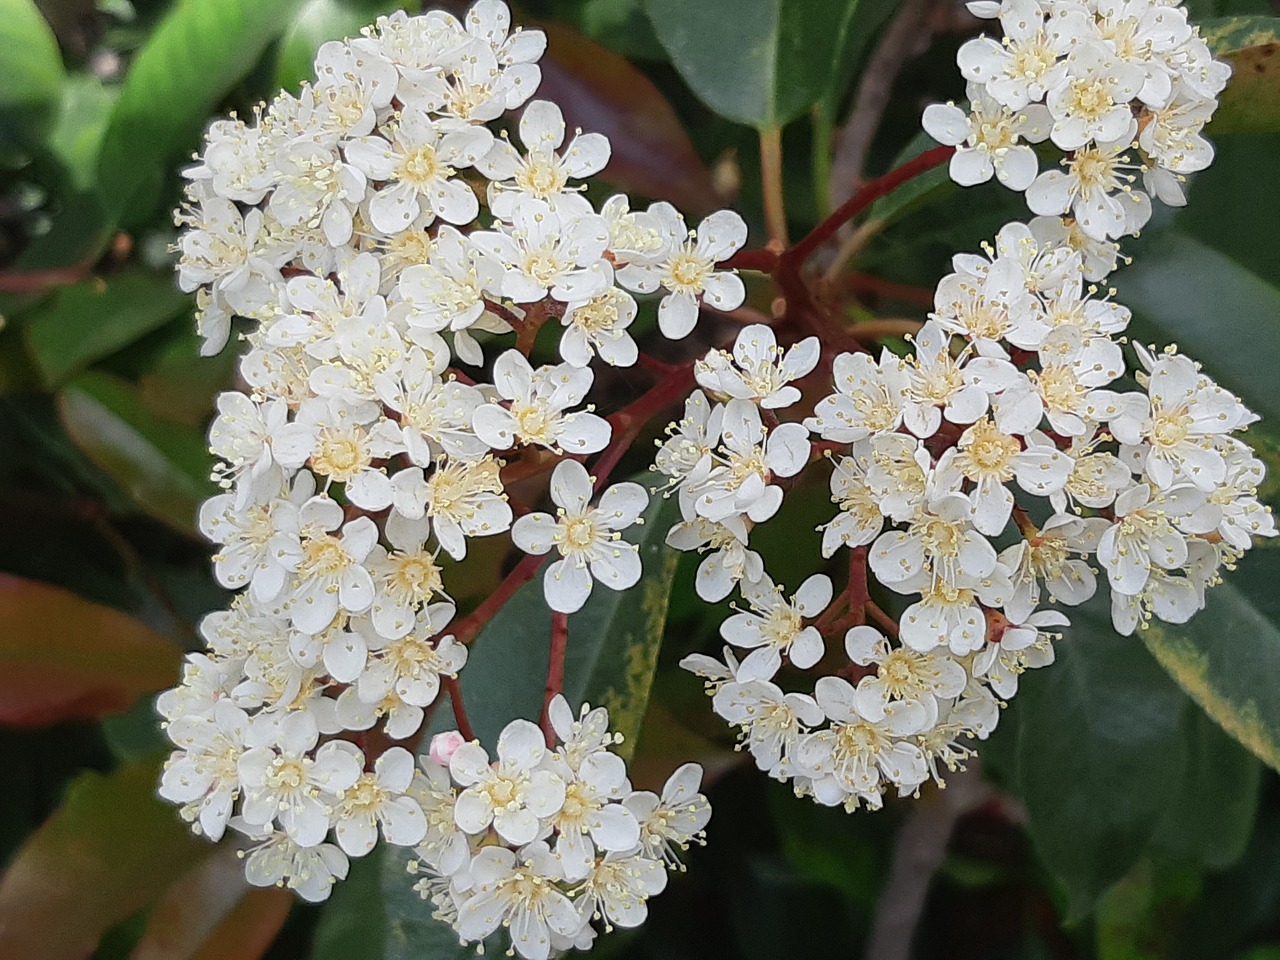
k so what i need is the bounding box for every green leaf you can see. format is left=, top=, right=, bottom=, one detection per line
left=1009, top=599, right=1188, bottom=921
left=0, top=0, right=65, bottom=147
left=1202, top=16, right=1280, bottom=134
left=643, top=0, right=866, bottom=129
left=0, top=761, right=209, bottom=960
left=96, top=0, right=307, bottom=228
left=0, top=572, right=181, bottom=727
left=23, top=270, right=190, bottom=387
left=275, top=0, right=400, bottom=92
left=1140, top=549, right=1280, bottom=773
left=1147, top=705, right=1261, bottom=870
left=314, top=484, right=683, bottom=957
left=44, top=75, right=119, bottom=192
left=56, top=370, right=214, bottom=532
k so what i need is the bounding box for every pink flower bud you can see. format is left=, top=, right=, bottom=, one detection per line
left=429, top=730, right=467, bottom=765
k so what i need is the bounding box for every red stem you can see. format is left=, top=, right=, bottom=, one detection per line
left=442, top=674, right=476, bottom=741
left=786, top=145, right=955, bottom=266
left=865, top=599, right=900, bottom=638
left=846, top=546, right=869, bottom=628
left=541, top=612, right=569, bottom=747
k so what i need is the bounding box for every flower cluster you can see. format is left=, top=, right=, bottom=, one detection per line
left=161, top=0, right=740, bottom=915
left=405, top=701, right=710, bottom=959
left=157, top=0, right=1271, bottom=946
left=925, top=0, right=1229, bottom=272
left=664, top=0, right=1272, bottom=813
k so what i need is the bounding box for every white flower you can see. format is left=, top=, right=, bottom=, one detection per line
left=397, top=225, right=505, bottom=335
left=238, top=715, right=363, bottom=847
left=844, top=625, right=967, bottom=725
left=624, top=763, right=711, bottom=868
left=344, top=106, right=489, bottom=231
left=1196, top=443, right=1278, bottom=552
left=820, top=442, right=886, bottom=556
left=473, top=350, right=611, bottom=454
left=922, top=85, right=1050, bottom=190
left=1045, top=41, right=1144, bottom=150
left=544, top=748, right=639, bottom=881
left=972, top=610, right=1065, bottom=698
left=207, top=393, right=289, bottom=507
left=1110, top=350, right=1256, bottom=491
left=332, top=746, right=427, bottom=856
left=952, top=416, right=1072, bottom=535
left=285, top=496, right=378, bottom=634
left=511, top=459, right=648, bottom=614
left=359, top=603, right=467, bottom=708
left=408, top=756, right=471, bottom=876
left=901, top=321, right=1015, bottom=438
left=176, top=195, right=291, bottom=315
left=797, top=676, right=930, bottom=811
left=457, top=842, right=582, bottom=960
left=199, top=485, right=303, bottom=605
left=1096, top=482, right=1209, bottom=596
left=806, top=349, right=908, bottom=442
left=719, top=574, right=832, bottom=681
left=240, top=829, right=350, bottom=902
left=688, top=399, right=809, bottom=524
left=931, top=254, right=1045, bottom=355
left=559, top=286, right=639, bottom=368
left=897, top=563, right=1012, bottom=655
left=956, top=0, right=1082, bottom=110
left=450, top=718, right=566, bottom=844
left=695, top=324, right=820, bottom=409
left=423, top=456, right=514, bottom=560
left=477, top=99, right=610, bottom=218
left=617, top=206, right=747, bottom=339
left=160, top=698, right=248, bottom=841
left=576, top=854, right=668, bottom=932
left=374, top=349, right=490, bottom=466
left=1027, top=140, right=1144, bottom=241
left=999, top=512, right=1107, bottom=622
left=471, top=197, right=612, bottom=303
left=665, top=515, right=764, bottom=602
left=653, top=390, right=722, bottom=504
left=367, top=514, right=447, bottom=639
left=712, top=678, right=823, bottom=776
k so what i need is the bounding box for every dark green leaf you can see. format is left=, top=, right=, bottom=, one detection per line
left=0, top=0, right=65, bottom=147
left=275, top=0, right=401, bottom=93
left=1147, top=706, right=1261, bottom=870
left=643, top=0, right=866, bottom=129
left=1202, top=16, right=1280, bottom=134
left=95, top=0, right=307, bottom=228
left=24, top=270, right=189, bottom=387
left=56, top=370, right=214, bottom=532
left=1009, top=598, right=1188, bottom=921
left=1140, top=549, right=1280, bottom=773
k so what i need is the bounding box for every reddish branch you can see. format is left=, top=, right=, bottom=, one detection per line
left=442, top=674, right=477, bottom=741
left=542, top=612, right=570, bottom=746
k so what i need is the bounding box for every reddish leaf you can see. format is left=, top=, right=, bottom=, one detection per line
left=133, top=849, right=293, bottom=960
left=0, top=573, right=182, bottom=726
left=0, top=762, right=210, bottom=960
left=537, top=22, right=721, bottom=214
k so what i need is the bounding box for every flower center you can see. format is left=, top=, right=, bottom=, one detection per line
left=398, top=145, right=450, bottom=190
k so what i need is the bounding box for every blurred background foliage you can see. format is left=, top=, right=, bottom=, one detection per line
left=1, top=0, right=1280, bottom=957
